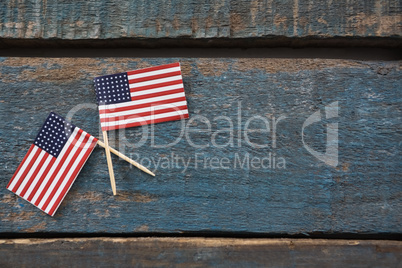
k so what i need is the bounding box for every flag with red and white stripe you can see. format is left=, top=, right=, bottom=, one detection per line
left=94, top=62, right=189, bottom=131
left=6, top=112, right=98, bottom=216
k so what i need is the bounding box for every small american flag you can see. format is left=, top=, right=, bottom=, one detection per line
left=6, top=112, right=98, bottom=216
left=94, top=62, right=189, bottom=131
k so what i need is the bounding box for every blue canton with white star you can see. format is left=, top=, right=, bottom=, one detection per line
left=34, top=112, right=76, bottom=158
left=94, top=72, right=132, bottom=105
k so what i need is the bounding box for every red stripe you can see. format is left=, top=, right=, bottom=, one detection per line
left=130, top=79, right=183, bottom=92
left=11, top=147, right=41, bottom=193
left=104, top=113, right=189, bottom=131
left=126, top=62, right=180, bottom=76
left=100, top=96, right=187, bottom=114
left=27, top=156, right=56, bottom=202
left=48, top=138, right=97, bottom=216
left=131, top=88, right=184, bottom=101
left=7, top=144, right=35, bottom=189
left=41, top=132, right=90, bottom=212
left=19, top=152, right=48, bottom=197
left=100, top=105, right=189, bottom=123
left=34, top=129, right=83, bottom=207
left=128, top=71, right=181, bottom=84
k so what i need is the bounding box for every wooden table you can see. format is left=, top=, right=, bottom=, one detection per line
left=1, top=1, right=401, bottom=266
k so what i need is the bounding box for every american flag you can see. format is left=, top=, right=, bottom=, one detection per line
left=6, top=112, right=98, bottom=216
left=94, top=62, right=189, bottom=131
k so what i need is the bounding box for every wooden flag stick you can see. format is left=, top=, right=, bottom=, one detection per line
left=102, top=131, right=117, bottom=195
left=97, top=140, right=155, bottom=177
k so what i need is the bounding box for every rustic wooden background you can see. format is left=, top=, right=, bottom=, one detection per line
left=1, top=238, right=401, bottom=267
left=0, top=0, right=401, bottom=47
left=0, top=0, right=401, bottom=266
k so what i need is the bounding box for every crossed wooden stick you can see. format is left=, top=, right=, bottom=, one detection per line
left=97, top=131, right=155, bottom=196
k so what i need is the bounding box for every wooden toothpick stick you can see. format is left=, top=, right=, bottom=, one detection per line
left=97, top=140, right=155, bottom=176
left=102, top=131, right=117, bottom=195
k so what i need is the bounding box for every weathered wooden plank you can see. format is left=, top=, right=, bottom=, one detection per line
left=0, top=57, right=401, bottom=234
left=0, top=0, right=401, bottom=47
left=0, top=238, right=401, bottom=267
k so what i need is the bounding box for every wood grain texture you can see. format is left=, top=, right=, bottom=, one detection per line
left=0, top=238, right=401, bottom=267
left=0, top=0, right=401, bottom=45
left=0, top=57, right=401, bottom=234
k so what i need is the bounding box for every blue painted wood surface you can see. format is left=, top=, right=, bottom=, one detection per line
left=0, top=57, right=401, bottom=234
left=0, top=0, right=400, bottom=43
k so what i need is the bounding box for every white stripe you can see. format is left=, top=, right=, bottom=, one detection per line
left=99, top=92, right=186, bottom=111
left=48, top=136, right=96, bottom=216
left=45, top=135, right=94, bottom=214
left=101, top=110, right=189, bottom=128
left=99, top=101, right=188, bottom=119
left=15, top=150, right=46, bottom=195
left=38, top=130, right=86, bottom=209
left=31, top=128, right=79, bottom=205
left=22, top=154, right=53, bottom=200
left=127, top=66, right=181, bottom=80
left=131, top=83, right=183, bottom=97
left=7, top=146, right=39, bottom=191
left=129, top=75, right=182, bottom=89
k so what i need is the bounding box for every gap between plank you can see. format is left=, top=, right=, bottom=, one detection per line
left=0, top=231, right=401, bottom=241
left=0, top=47, right=400, bottom=60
